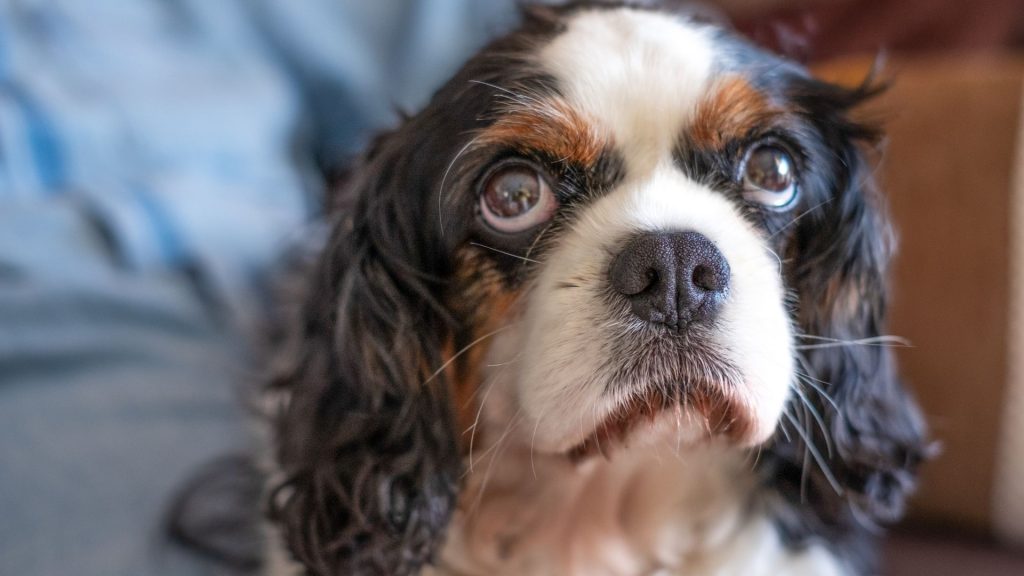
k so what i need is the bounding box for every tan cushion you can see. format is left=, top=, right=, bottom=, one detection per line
left=885, top=531, right=1024, bottom=576
left=816, top=55, right=1024, bottom=544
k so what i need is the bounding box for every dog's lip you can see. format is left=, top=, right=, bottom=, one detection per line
left=564, top=383, right=696, bottom=462
left=564, top=379, right=755, bottom=462
left=566, top=391, right=666, bottom=462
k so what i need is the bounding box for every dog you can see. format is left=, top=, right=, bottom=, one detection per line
left=259, top=2, right=930, bottom=575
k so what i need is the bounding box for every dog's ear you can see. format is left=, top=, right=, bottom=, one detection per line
left=766, top=74, right=932, bottom=549
left=265, top=124, right=461, bottom=576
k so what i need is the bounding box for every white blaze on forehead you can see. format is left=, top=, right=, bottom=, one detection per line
left=539, top=8, right=717, bottom=173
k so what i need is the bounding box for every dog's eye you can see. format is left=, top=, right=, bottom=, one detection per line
left=480, top=164, right=556, bottom=233
left=741, top=144, right=798, bottom=209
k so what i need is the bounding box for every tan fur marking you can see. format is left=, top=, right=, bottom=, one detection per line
left=477, top=98, right=608, bottom=167
left=447, top=247, right=523, bottom=444
left=691, top=76, right=779, bottom=149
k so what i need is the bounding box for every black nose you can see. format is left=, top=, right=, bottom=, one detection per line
left=609, top=231, right=730, bottom=329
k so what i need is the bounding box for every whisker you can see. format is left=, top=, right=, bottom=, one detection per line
left=794, top=335, right=911, bottom=350
left=793, top=385, right=833, bottom=457
left=776, top=411, right=794, bottom=443
left=785, top=405, right=813, bottom=504
left=438, top=134, right=484, bottom=238
left=468, top=79, right=546, bottom=109
left=469, top=242, right=540, bottom=264
left=795, top=370, right=839, bottom=413
left=423, top=323, right=517, bottom=385
left=750, top=445, right=764, bottom=471
left=468, top=410, right=523, bottom=516
left=466, top=408, right=522, bottom=480
left=530, top=405, right=550, bottom=481
left=486, top=353, right=523, bottom=368
left=465, top=372, right=503, bottom=474
left=524, top=222, right=557, bottom=261
left=769, top=198, right=833, bottom=239
left=795, top=333, right=910, bottom=345
left=765, top=246, right=785, bottom=276
left=784, top=410, right=844, bottom=497
left=674, top=388, right=684, bottom=456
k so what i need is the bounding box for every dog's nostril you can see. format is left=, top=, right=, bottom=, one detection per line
left=693, top=265, right=712, bottom=291
left=643, top=269, right=659, bottom=291
left=693, top=263, right=728, bottom=293
left=609, top=249, right=665, bottom=297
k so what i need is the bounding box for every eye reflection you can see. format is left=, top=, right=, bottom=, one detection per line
left=480, top=163, right=557, bottom=233
left=741, top=144, right=798, bottom=208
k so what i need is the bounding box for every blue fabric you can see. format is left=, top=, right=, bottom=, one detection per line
left=0, top=0, right=309, bottom=285
left=0, top=198, right=246, bottom=576
left=0, top=1, right=516, bottom=574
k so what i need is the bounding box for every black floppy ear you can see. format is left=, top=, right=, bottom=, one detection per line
left=766, top=75, right=932, bottom=551
left=265, top=125, right=461, bottom=575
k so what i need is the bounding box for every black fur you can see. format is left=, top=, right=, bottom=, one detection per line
left=263, top=12, right=566, bottom=576
left=758, top=72, right=932, bottom=573
left=266, top=104, right=469, bottom=576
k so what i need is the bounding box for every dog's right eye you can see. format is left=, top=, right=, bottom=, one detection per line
left=740, top=144, right=799, bottom=209
left=480, top=163, right=557, bottom=233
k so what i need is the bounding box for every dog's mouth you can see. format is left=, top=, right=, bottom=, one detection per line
left=566, top=387, right=667, bottom=462
left=563, top=330, right=755, bottom=461
left=565, top=375, right=756, bottom=462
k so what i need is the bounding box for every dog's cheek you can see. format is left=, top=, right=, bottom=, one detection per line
left=447, top=247, right=524, bottom=442
left=702, top=209, right=796, bottom=445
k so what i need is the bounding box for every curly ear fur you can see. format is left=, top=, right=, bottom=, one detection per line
left=260, top=14, right=572, bottom=573
left=265, top=125, right=463, bottom=575
left=762, top=75, right=932, bottom=569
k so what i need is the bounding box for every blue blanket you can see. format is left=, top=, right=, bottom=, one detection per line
left=0, top=2, right=513, bottom=574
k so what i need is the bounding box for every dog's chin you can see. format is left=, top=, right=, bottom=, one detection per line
left=563, top=380, right=773, bottom=463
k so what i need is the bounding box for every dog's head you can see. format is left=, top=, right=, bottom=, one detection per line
left=267, top=3, right=930, bottom=574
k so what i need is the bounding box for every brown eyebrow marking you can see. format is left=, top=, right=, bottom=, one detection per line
left=475, top=97, right=610, bottom=167
left=690, top=75, right=781, bottom=149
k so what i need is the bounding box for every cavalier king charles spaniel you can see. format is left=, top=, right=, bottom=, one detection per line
left=258, top=2, right=931, bottom=575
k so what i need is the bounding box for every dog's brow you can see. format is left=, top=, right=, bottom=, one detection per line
left=690, top=75, right=779, bottom=149
left=476, top=98, right=610, bottom=168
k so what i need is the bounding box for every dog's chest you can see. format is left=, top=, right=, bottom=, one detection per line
left=430, top=446, right=849, bottom=576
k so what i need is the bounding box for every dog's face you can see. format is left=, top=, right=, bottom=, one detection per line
left=269, top=4, right=929, bottom=575
left=479, top=9, right=796, bottom=454
left=441, top=7, right=859, bottom=456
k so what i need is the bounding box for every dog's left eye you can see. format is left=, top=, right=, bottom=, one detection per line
left=479, top=163, right=557, bottom=233
left=741, top=144, right=798, bottom=209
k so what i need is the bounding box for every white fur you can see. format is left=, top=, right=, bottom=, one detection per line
left=538, top=8, right=717, bottom=175
left=431, top=439, right=848, bottom=576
